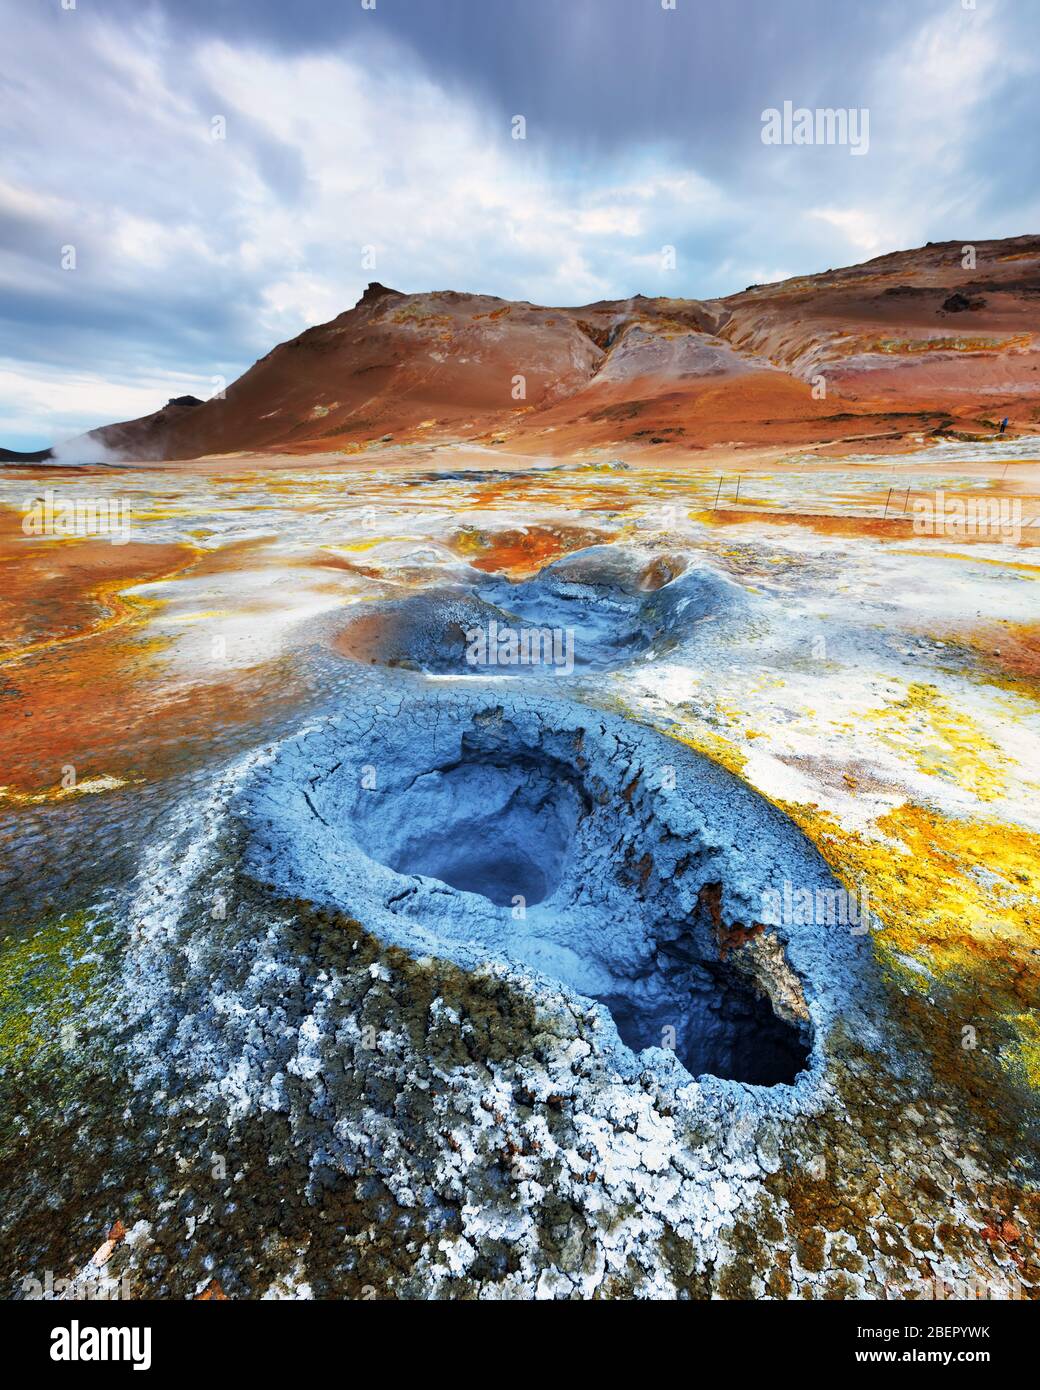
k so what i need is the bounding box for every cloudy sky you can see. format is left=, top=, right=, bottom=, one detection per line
left=2, top=0, right=1038, bottom=450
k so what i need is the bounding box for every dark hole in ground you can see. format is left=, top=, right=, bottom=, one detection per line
left=597, top=964, right=811, bottom=1086
left=348, top=740, right=811, bottom=1087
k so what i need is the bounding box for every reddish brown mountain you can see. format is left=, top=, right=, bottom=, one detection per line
left=84, top=236, right=1040, bottom=462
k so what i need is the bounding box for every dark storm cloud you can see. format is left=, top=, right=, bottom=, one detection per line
left=100, top=0, right=947, bottom=170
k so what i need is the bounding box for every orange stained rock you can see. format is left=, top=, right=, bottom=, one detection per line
left=969, top=621, right=1040, bottom=689
left=915, top=620, right=1040, bottom=701
left=466, top=474, right=634, bottom=514
left=0, top=519, right=310, bottom=794
left=449, top=523, right=608, bottom=578
left=0, top=505, right=196, bottom=658
left=0, top=640, right=309, bottom=796
left=696, top=506, right=1040, bottom=545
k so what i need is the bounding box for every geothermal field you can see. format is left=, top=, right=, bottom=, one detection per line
left=1, top=238, right=1039, bottom=1303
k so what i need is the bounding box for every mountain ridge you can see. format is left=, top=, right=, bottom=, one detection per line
left=42, top=234, right=1040, bottom=462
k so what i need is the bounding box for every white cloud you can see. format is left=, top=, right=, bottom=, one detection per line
left=0, top=360, right=212, bottom=445
left=808, top=207, right=895, bottom=255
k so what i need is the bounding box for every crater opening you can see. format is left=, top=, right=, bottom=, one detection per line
left=349, top=745, right=810, bottom=1085
left=273, top=693, right=829, bottom=1089
left=597, top=966, right=811, bottom=1087
left=352, top=753, right=585, bottom=907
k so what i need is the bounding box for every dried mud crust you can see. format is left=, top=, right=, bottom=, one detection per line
left=330, top=544, right=748, bottom=675
left=3, top=895, right=1037, bottom=1300
left=71, top=920, right=1034, bottom=1298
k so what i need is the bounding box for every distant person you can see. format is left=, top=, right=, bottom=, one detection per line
left=1000, top=417, right=1009, bottom=434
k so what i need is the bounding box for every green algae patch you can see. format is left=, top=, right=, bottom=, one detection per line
left=0, top=911, right=109, bottom=1076
left=999, top=1011, right=1040, bottom=1089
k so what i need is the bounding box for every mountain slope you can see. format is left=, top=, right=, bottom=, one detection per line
left=75, top=236, right=1040, bottom=462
